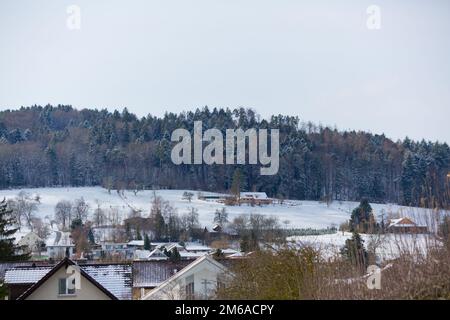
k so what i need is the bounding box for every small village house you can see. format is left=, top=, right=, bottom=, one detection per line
left=17, top=232, right=44, bottom=255
left=141, top=255, right=229, bottom=300
left=386, top=217, right=428, bottom=234
left=4, top=258, right=132, bottom=300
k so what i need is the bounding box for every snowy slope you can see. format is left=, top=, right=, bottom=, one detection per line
left=0, top=187, right=444, bottom=230
left=287, top=232, right=440, bottom=261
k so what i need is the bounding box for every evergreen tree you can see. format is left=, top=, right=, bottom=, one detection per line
left=231, top=169, right=241, bottom=198
left=87, top=228, right=96, bottom=245
left=144, top=233, right=151, bottom=250
left=70, top=218, right=83, bottom=231
left=213, top=248, right=224, bottom=259
left=0, top=199, right=30, bottom=261
left=152, top=212, right=166, bottom=241
left=169, top=247, right=181, bottom=262
left=125, top=222, right=132, bottom=241
left=350, top=199, right=376, bottom=233
left=135, top=226, right=142, bottom=240
left=0, top=105, right=449, bottom=208
left=340, top=232, right=368, bottom=271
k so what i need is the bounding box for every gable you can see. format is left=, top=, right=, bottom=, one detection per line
left=142, top=256, right=228, bottom=300
left=24, top=266, right=112, bottom=300
left=389, top=217, right=417, bottom=227
left=17, top=259, right=119, bottom=300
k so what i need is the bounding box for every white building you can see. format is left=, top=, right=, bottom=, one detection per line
left=141, top=255, right=229, bottom=300
left=17, top=232, right=44, bottom=254
left=46, top=232, right=75, bottom=259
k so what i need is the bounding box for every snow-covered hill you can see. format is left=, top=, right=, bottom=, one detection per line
left=287, top=232, right=439, bottom=261
left=0, top=187, right=442, bottom=230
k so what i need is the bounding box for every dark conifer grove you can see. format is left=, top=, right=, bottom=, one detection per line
left=0, top=105, right=449, bottom=208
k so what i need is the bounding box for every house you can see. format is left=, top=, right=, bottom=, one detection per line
left=179, top=251, right=209, bottom=260
left=46, top=232, right=75, bottom=260
left=239, top=192, right=273, bottom=205
left=147, top=248, right=169, bottom=260
left=96, top=242, right=134, bottom=260
left=387, top=217, right=428, bottom=234
left=4, top=258, right=132, bottom=300
left=220, top=248, right=239, bottom=257
left=133, top=248, right=169, bottom=261
left=127, top=240, right=145, bottom=249
left=4, top=265, right=52, bottom=300
left=165, top=243, right=185, bottom=253
left=17, top=232, right=44, bottom=254
left=162, top=242, right=211, bottom=260
left=133, top=260, right=192, bottom=299
left=184, top=243, right=213, bottom=254
left=198, top=194, right=234, bottom=202
left=1, top=261, right=45, bottom=286
left=141, top=255, right=229, bottom=300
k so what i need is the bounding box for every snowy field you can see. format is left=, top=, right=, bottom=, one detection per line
left=0, top=187, right=443, bottom=230
left=287, top=232, right=440, bottom=261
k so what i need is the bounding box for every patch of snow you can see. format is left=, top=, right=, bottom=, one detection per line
left=0, top=187, right=446, bottom=230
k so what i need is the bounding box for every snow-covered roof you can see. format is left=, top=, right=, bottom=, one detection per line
left=5, top=266, right=52, bottom=284
left=388, top=217, right=426, bottom=228
left=133, top=260, right=191, bottom=288
left=227, top=251, right=247, bottom=258
left=220, top=248, right=239, bottom=255
left=128, top=240, right=144, bottom=246
left=134, top=248, right=169, bottom=261
left=148, top=248, right=168, bottom=258
left=179, top=251, right=209, bottom=259
left=17, top=232, right=42, bottom=244
left=0, top=262, right=41, bottom=281
left=82, top=264, right=132, bottom=300
left=184, top=243, right=212, bottom=252
left=5, top=262, right=132, bottom=300
left=240, top=192, right=268, bottom=199
left=134, top=249, right=151, bottom=260
left=166, top=243, right=185, bottom=252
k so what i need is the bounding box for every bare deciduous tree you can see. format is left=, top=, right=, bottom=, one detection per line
left=72, top=197, right=90, bottom=221
left=54, top=200, right=73, bottom=230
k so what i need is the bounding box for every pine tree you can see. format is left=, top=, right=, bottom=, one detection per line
left=87, top=228, right=96, bottom=245
left=169, top=247, right=181, bottom=262
left=125, top=222, right=132, bottom=241
left=340, top=232, right=368, bottom=272
left=144, top=233, right=151, bottom=250
left=350, top=199, right=376, bottom=233
left=153, top=212, right=166, bottom=241
left=231, top=169, right=241, bottom=199
left=0, top=199, right=30, bottom=261
left=135, top=226, right=142, bottom=240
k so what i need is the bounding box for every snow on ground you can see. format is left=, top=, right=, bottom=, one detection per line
left=0, top=187, right=445, bottom=230
left=287, top=232, right=440, bottom=261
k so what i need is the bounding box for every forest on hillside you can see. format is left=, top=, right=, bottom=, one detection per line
left=0, top=105, right=449, bottom=209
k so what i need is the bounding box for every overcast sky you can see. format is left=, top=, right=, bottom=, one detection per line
left=0, top=0, right=449, bottom=143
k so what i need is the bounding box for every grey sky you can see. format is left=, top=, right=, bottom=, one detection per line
left=0, top=0, right=449, bottom=143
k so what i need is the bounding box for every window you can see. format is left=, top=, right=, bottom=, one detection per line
left=217, top=280, right=225, bottom=291
left=58, top=278, right=76, bottom=295
left=185, top=275, right=195, bottom=300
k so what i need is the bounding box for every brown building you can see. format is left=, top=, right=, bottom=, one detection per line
left=386, top=217, right=428, bottom=234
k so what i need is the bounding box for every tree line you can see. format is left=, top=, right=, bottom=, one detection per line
left=0, top=104, right=449, bottom=208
